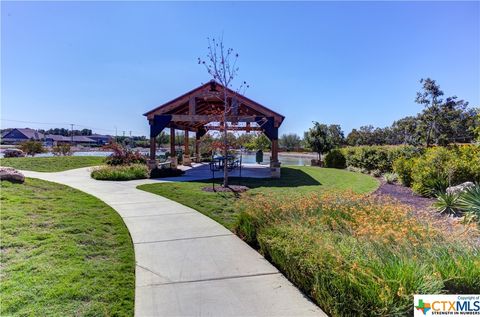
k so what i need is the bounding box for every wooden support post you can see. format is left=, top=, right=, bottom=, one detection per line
left=184, top=130, right=190, bottom=155
left=183, top=129, right=191, bottom=166
left=169, top=127, right=177, bottom=168
left=270, top=127, right=281, bottom=178
left=271, top=139, right=279, bottom=163
left=170, top=127, right=175, bottom=157
left=150, top=136, right=156, bottom=160
left=195, top=135, right=200, bottom=163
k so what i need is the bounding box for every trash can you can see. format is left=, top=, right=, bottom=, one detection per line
left=256, top=150, right=263, bottom=164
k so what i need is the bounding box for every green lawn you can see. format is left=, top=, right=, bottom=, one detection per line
left=138, top=166, right=379, bottom=229
left=1, top=178, right=135, bottom=316
left=0, top=156, right=105, bottom=172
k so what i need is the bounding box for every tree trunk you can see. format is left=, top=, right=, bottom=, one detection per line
left=426, top=124, right=433, bottom=147
left=223, top=119, right=229, bottom=187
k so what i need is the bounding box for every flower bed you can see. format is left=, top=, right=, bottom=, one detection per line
left=91, top=164, right=149, bottom=181
left=235, top=191, right=480, bottom=316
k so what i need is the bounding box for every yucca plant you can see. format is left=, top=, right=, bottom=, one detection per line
left=458, top=185, right=480, bottom=223
left=434, top=192, right=462, bottom=216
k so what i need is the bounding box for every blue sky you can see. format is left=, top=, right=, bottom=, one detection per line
left=1, top=1, right=479, bottom=137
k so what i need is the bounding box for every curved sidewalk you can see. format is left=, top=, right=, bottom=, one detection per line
left=21, top=167, right=326, bottom=317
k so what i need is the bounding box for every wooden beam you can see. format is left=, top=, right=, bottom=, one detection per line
left=167, top=122, right=198, bottom=132
left=204, top=125, right=262, bottom=131
left=171, top=115, right=260, bottom=123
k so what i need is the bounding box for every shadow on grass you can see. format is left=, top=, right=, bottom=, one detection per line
left=191, top=167, right=321, bottom=189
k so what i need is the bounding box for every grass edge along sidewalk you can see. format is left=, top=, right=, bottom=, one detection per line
left=0, top=156, right=105, bottom=172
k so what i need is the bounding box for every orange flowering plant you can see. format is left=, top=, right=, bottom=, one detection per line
left=235, top=191, right=480, bottom=316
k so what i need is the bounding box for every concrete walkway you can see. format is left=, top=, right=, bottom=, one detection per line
left=21, top=167, right=326, bottom=317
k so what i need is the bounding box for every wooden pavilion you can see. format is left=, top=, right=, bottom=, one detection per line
left=143, top=81, right=285, bottom=177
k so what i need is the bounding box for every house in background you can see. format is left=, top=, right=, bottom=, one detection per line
left=44, top=135, right=98, bottom=146
left=88, top=134, right=112, bottom=145
left=44, top=134, right=68, bottom=146
left=1, top=128, right=44, bottom=144
left=1, top=128, right=112, bottom=146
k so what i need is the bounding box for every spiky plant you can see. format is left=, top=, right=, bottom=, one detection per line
left=383, top=172, right=398, bottom=184
left=434, top=192, right=462, bottom=216
left=458, top=185, right=480, bottom=223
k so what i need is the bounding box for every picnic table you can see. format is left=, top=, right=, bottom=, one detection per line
left=209, top=155, right=241, bottom=172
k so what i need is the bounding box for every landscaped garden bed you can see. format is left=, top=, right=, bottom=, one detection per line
left=1, top=178, right=135, bottom=316
left=235, top=191, right=480, bottom=316
left=91, top=163, right=150, bottom=181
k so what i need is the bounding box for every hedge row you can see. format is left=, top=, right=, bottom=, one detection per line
left=340, top=145, right=423, bottom=173
left=394, top=145, right=480, bottom=196
left=91, top=165, right=184, bottom=181
left=334, top=144, right=480, bottom=197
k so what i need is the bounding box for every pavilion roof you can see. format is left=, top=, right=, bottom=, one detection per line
left=143, top=81, right=284, bottom=132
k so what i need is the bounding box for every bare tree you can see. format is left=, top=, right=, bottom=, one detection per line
left=198, top=36, right=248, bottom=187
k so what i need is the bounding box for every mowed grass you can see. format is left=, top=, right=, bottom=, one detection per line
left=1, top=178, right=135, bottom=316
left=0, top=156, right=105, bottom=172
left=138, top=166, right=379, bottom=229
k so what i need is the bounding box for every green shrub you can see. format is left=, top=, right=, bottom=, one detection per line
left=52, top=143, right=72, bottom=156
left=383, top=172, right=398, bottom=184
left=393, top=157, right=415, bottom=187
left=149, top=167, right=184, bottom=178
left=370, top=169, right=382, bottom=177
left=235, top=192, right=480, bottom=316
left=346, top=166, right=368, bottom=174
left=104, top=143, right=147, bottom=166
left=91, top=164, right=149, bottom=181
left=324, top=149, right=346, bottom=169
left=19, top=140, right=45, bottom=157
left=342, top=145, right=422, bottom=173
left=411, top=146, right=480, bottom=197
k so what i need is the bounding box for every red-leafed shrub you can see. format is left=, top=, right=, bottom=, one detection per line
left=103, top=143, right=147, bottom=166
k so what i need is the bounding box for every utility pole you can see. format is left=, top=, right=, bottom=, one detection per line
left=70, top=124, right=74, bottom=144
left=115, top=126, right=118, bottom=143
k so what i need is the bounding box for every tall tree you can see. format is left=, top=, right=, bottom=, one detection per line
left=252, top=133, right=272, bottom=151
left=304, top=122, right=338, bottom=160
left=415, top=78, right=444, bottom=146
left=391, top=116, right=423, bottom=145
left=279, top=133, right=302, bottom=151
left=327, top=125, right=345, bottom=146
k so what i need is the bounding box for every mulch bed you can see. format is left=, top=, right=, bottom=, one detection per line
left=372, top=180, right=434, bottom=212
left=202, top=185, right=250, bottom=193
